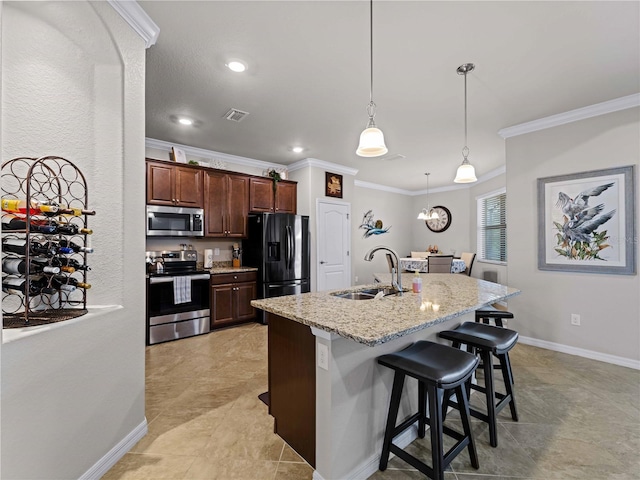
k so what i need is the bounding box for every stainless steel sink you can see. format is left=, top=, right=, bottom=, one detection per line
left=331, top=287, right=401, bottom=300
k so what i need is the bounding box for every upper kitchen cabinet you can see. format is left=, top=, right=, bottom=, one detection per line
left=249, top=177, right=297, bottom=214
left=146, top=160, right=203, bottom=207
left=204, top=170, right=249, bottom=237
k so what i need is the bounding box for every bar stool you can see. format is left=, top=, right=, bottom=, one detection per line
left=475, top=308, right=514, bottom=327
left=439, top=323, right=519, bottom=448
left=377, top=341, right=480, bottom=480
left=475, top=308, right=515, bottom=382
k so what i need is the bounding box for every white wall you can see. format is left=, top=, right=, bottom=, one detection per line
left=411, top=187, right=472, bottom=258
left=506, top=107, right=640, bottom=362
left=1, top=2, right=147, bottom=477
left=352, top=186, right=414, bottom=285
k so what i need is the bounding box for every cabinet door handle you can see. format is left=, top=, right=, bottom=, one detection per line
left=319, top=261, right=326, bottom=264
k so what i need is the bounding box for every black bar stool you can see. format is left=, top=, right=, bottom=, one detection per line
left=377, top=340, right=480, bottom=480
left=475, top=308, right=514, bottom=327
left=439, top=322, right=519, bottom=448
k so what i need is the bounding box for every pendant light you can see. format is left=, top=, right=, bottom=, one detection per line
left=356, top=0, right=388, bottom=157
left=454, top=63, right=478, bottom=183
left=417, top=173, right=439, bottom=220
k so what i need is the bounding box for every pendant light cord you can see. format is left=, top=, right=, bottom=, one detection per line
left=464, top=71, right=468, bottom=151
left=369, top=0, right=373, bottom=105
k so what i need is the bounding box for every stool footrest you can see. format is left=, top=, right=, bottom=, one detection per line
left=390, top=444, right=434, bottom=478
left=391, top=412, right=421, bottom=438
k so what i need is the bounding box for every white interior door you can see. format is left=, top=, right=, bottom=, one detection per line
left=317, top=200, right=351, bottom=292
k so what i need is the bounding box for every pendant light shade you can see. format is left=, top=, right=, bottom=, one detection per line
left=356, top=0, right=387, bottom=157
left=454, top=63, right=478, bottom=183
left=417, top=173, right=439, bottom=220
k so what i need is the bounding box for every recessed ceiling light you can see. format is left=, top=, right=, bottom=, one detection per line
left=226, top=60, right=247, bottom=73
left=291, top=146, right=304, bottom=153
left=178, top=118, right=193, bottom=126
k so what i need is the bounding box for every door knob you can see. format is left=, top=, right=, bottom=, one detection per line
left=319, top=261, right=326, bottom=264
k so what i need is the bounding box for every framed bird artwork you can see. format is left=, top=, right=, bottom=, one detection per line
left=537, top=165, right=635, bottom=275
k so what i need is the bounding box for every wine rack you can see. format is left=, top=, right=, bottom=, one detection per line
left=1, top=156, right=93, bottom=328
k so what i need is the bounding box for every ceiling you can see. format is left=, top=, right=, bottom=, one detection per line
left=139, top=1, right=639, bottom=190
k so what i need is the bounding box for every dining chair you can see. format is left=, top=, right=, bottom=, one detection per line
left=410, top=251, right=430, bottom=259
left=459, top=252, right=476, bottom=276
left=428, top=255, right=454, bottom=273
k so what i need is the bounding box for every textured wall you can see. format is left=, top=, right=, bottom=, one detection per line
left=1, top=2, right=147, bottom=477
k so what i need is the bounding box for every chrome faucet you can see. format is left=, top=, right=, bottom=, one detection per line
left=364, top=246, right=403, bottom=295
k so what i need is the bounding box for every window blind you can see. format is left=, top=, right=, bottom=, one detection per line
left=477, top=190, right=507, bottom=263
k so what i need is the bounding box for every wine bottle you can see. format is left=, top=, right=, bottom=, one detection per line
left=1, top=198, right=59, bottom=216
left=57, top=239, right=93, bottom=253
left=51, top=256, right=91, bottom=272
left=2, top=238, right=58, bottom=257
left=1, top=215, right=57, bottom=233
left=2, top=276, right=56, bottom=295
left=57, top=204, right=96, bottom=216
left=51, top=275, right=91, bottom=291
left=2, top=258, right=60, bottom=275
left=53, top=222, right=93, bottom=235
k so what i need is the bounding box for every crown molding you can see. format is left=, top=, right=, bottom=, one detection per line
left=499, top=93, right=640, bottom=138
left=145, top=138, right=285, bottom=170
left=108, top=1, right=160, bottom=49
left=288, top=158, right=359, bottom=177
left=356, top=165, right=507, bottom=196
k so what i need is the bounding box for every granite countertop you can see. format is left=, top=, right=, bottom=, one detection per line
left=251, top=273, right=520, bottom=347
left=207, top=266, right=258, bottom=274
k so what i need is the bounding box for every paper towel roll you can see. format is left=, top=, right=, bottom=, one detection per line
left=204, top=249, right=214, bottom=268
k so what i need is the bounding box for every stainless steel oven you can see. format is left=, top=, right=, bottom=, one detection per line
left=146, top=250, right=210, bottom=345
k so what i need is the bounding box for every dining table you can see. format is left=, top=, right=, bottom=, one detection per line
left=399, top=257, right=466, bottom=274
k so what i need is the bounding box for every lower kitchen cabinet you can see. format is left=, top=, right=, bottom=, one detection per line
left=210, top=271, right=257, bottom=329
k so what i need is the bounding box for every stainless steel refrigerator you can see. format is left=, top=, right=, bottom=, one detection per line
left=243, top=213, right=310, bottom=323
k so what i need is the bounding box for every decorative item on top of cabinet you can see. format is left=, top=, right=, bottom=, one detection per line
left=249, top=176, right=297, bottom=214
left=1, top=156, right=94, bottom=328
left=204, top=170, right=249, bottom=237
left=210, top=271, right=257, bottom=329
left=146, top=159, right=203, bottom=207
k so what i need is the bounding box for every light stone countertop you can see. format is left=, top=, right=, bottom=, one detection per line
left=207, top=266, right=258, bottom=274
left=251, top=273, right=520, bottom=346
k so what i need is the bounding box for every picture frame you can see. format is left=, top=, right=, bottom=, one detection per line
left=537, top=165, right=636, bottom=275
left=325, top=172, right=343, bottom=198
left=171, top=147, right=187, bottom=164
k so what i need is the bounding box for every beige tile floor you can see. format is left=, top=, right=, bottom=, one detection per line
left=104, top=323, right=640, bottom=480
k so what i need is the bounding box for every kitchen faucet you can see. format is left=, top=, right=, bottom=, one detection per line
left=364, top=246, right=403, bottom=295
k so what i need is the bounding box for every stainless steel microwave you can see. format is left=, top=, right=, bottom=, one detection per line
left=146, top=205, right=204, bottom=237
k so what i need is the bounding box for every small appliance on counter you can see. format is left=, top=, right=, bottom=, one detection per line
left=204, top=248, right=214, bottom=269
left=232, top=243, right=242, bottom=267
left=145, top=249, right=210, bottom=345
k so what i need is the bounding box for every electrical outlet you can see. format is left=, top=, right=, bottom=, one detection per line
left=355, top=276, right=359, bottom=283
left=214, top=248, right=220, bottom=256
left=571, top=313, right=581, bottom=326
left=317, top=343, right=329, bottom=370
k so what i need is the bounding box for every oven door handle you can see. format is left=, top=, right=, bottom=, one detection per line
left=149, top=273, right=210, bottom=284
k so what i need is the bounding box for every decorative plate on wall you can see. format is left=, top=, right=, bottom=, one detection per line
left=425, top=206, right=452, bottom=232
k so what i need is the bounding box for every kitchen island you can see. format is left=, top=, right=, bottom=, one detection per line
left=252, top=274, right=520, bottom=480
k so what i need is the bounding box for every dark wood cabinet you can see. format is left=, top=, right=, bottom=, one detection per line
left=249, top=177, right=297, bottom=214
left=204, top=170, right=249, bottom=237
left=268, top=313, right=316, bottom=467
left=146, top=160, right=203, bottom=207
left=275, top=181, right=297, bottom=214
left=211, top=271, right=257, bottom=329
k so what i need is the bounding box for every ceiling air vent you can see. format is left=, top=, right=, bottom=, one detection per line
left=223, top=108, right=249, bottom=122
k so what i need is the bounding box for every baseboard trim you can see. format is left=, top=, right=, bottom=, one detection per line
left=518, top=335, right=640, bottom=370
left=79, top=418, right=148, bottom=480
left=312, top=425, right=418, bottom=480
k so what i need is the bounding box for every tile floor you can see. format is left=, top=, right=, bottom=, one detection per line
left=104, top=323, right=640, bottom=480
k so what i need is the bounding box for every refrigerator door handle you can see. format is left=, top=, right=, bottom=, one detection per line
left=285, top=224, right=294, bottom=270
